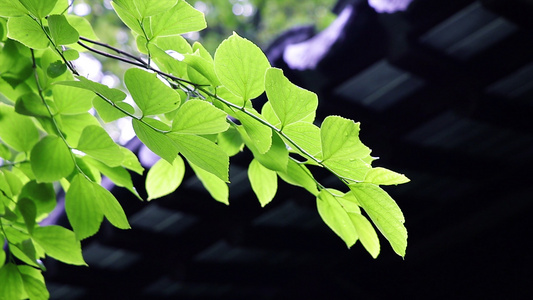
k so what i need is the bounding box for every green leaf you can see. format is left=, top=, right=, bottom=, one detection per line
left=111, top=1, right=143, bottom=35
left=10, top=240, right=40, bottom=269
left=183, top=53, right=221, bottom=87
left=52, top=84, right=94, bottom=115
left=53, top=113, right=95, bottom=145
left=348, top=212, right=380, bottom=258
left=321, top=116, right=371, bottom=161
left=120, top=147, right=144, bottom=175
left=93, top=180, right=130, bottom=230
left=19, top=0, right=58, bottom=19
left=214, top=32, right=271, bottom=101
left=364, top=167, right=410, bottom=185
left=277, top=159, right=319, bottom=196
left=171, top=100, right=228, bottom=134
left=83, top=156, right=141, bottom=200
left=0, top=103, right=39, bottom=152
left=56, top=76, right=127, bottom=103
left=76, top=125, right=125, bottom=167
left=48, top=14, right=79, bottom=45
left=63, top=49, right=79, bottom=61
left=316, top=190, right=357, bottom=248
left=0, top=263, right=24, bottom=300
left=125, top=68, right=181, bottom=116
left=349, top=183, right=407, bottom=257
left=167, top=133, right=229, bottom=181
left=65, top=174, right=103, bottom=240
left=248, top=159, right=277, bottom=207
left=283, top=121, right=321, bottom=158
left=146, top=156, right=185, bottom=200
left=239, top=127, right=287, bottom=172
left=0, top=0, right=28, bottom=17
left=132, top=119, right=179, bottom=163
left=47, top=60, right=67, bottom=78
left=31, top=225, right=86, bottom=265
left=19, top=180, right=56, bottom=221
left=134, top=0, right=178, bottom=17
left=234, top=108, right=272, bottom=154
left=65, top=15, right=99, bottom=45
left=30, top=135, right=74, bottom=182
left=7, top=16, right=49, bottom=49
left=93, top=96, right=135, bottom=123
left=150, top=0, right=206, bottom=38
left=189, top=161, right=229, bottom=205
left=17, top=198, right=36, bottom=234
left=265, top=68, right=318, bottom=126
left=20, top=267, right=49, bottom=300
left=0, top=143, right=10, bottom=160
left=217, top=126, right=244, bottom=157
left=320, top=116, right=372, bottom=181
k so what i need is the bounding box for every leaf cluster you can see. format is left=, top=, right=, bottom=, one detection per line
left=0, top=0, right=409, bottom=298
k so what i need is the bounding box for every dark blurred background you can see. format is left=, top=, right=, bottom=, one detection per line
left=45, top=0, right=533, bottom=299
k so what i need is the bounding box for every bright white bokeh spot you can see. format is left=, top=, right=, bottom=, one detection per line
left=195, top=1, right=209, bottom=14
left=101, top=74, right=119, bottom=88
left=103, top=0, right=113, bottom=10
left=116, top=30, right=129, bottom=44
left=116, top=118, right=135, bottom=144
left=73, top=3, right=92, bottom=16
left=232, top=3, right=244, bottom=16
left=369, top=0, right=413, bottom=13
left=243, top=3, right=253, bottom=17
left=74, top=53, right=102, bottom=82
left=184, top=32, right=200, bottom=41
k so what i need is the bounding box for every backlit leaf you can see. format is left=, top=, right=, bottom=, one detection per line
left=317, top=190, right=357, bottom=248
left=348, top=212, right=380, bottom=258
left=125, top=68, right=181, bottom=116
left=214, top=32, right=270, bottom=101
left=349, top=183, right=407, bottom=257
left=234, top=108, right=272, bottom=154
left=183, top=53, right=221, bottom=87
left=0, top=103, right=39, bottom=152
left=135, top=0, right=178, bottom=17
left=21, top=269, right=49, bottom=300
left=282, top=121, right=321, bottom=158
left=19, top=181, right=56, bottom=220
left=93, top=181, right=130, bottom=230
left=30, top=136, right=74, bottom=182
left=150, top=0, right=206, bottom=38
left=265, top=68, right=318, bottom=126
left=77, top=125, right=124, bottom=167
left=111, top=1, right=142, bottom=35
left=7, top=16, right=49, bottom=49
left=146, top=156, right=185, bottom=200
left=18, top=0, right=58, bottom=19
left=0, top=0, right=28, bottom=17
left=171, top=100, right=228, bottom=134
left=277, top=159, right=318, bottom=196
left=83, top=156, right=140, bottom=200
left=189, top=161, right=229, bottom=205
left=364, top=167, right=410, bottom=185
left=133, top=119, right=179, bottom=162
left=93, top=96, right=134, bottom=123
left=48, top=14, right=79, bottom=45
left=217, top=127, right=244, bottom=157
left=0, top=263, right=24, bottom=300
left=56, top=76, right=127, bottom=103
left=321, top=116, right=371, bottom=161
left=31, top=225, right=86, bottom=265
left=239, top=127, right=287, bottom=172
left=52, top=84, right=94, bottom=115
left=168, top=133, right=229, bottom=181
left=248, top=159, right=277, bottom=207
left=60, top=112, right=101, bottom=146
left=17, top=198, right=36, bottom=234
left=65, top=174, right=104, bottom=240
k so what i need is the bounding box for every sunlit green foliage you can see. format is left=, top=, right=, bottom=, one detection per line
left=0, top=0, right=409, bottom=298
